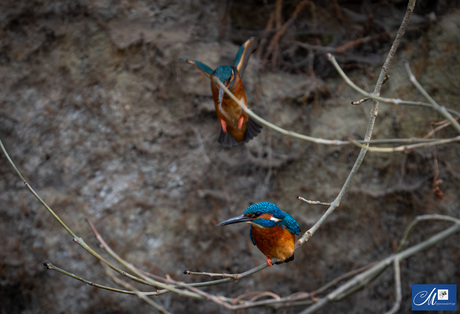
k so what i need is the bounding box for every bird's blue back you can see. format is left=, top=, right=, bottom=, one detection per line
left=245, top=202, right=300, bottom=245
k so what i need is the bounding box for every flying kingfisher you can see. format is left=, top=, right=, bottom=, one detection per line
left=217, top=202, right=300, bottom=266
left=183, top=37, right=262, bottom=145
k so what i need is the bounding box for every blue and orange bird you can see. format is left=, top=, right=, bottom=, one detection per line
left=217, top=202, right=300, bottom=266
left=183, top=37, right=262, bottom=145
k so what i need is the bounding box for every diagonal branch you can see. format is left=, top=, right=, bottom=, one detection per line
left=297, top=0, right=416, bottom=246
left=404, top=61, right=460, bottom=133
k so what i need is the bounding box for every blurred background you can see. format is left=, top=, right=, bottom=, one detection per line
left=1, top=0, right=459, bottom=313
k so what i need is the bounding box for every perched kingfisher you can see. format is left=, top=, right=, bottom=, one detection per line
left=217, top=202, right=300, bottom=266
left=183, top=37, right=262, bottom=145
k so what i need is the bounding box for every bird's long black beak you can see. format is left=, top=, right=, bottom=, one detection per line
left=217, top=215, right=251, bottom=226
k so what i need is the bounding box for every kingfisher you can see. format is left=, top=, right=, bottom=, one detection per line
left=217, top=202, right=300, bottom=266
left=183, top=37, right=262, bottom=145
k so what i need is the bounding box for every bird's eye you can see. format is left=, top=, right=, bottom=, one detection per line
left=247, top=211, right=262, bottom=218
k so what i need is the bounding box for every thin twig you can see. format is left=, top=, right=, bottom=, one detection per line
left=297, top=196, right=331, bottom=206
left=183, top=270, right=239, bottom=279
left=397, top=214, right=460, bottom=252
left=43, top=262, right=159, bottom=296
left=102, top=264, right=170, bottom=313
left=0, top=140, right=77, bottom=238
left=183, top=263, right=269, bottom=283
left=161, top=276, right=236, bottom=310
left=328, top=55, right=460, bottom=118
left=384, top=258, right=402, bottom=314
left=404, top=61, right=460, bottom=133
left=424, top=119, right=458, bottom=138
left=349, top=136, right=460, bottom=152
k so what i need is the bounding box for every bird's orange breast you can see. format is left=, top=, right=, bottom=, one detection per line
left=211, top=71, right=249, bottom=142
left=250, top=225, right=296, bottom=262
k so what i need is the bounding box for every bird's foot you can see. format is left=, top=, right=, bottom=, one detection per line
left=266, top=257, right=273, bottom=267
left=237, top=116, right=244, bottom=130
left=220, top=119, right=227, bottom=133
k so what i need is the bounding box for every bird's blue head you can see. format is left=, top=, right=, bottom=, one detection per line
left=213, top=65, right=235, bottom=87
left=217, top=202, right=300, bottom=235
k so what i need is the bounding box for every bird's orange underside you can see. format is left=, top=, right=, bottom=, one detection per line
left=251, top=225, right=295, bottom=263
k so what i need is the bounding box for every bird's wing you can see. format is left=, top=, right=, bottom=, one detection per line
left=249, top=227, right=256, bottom=245
left=183, top=59, right=213, bottom=79
left=282, top=213, right=301, bottom=235
left=233, top=37, right=257, bottom=77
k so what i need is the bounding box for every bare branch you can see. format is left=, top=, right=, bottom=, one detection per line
left=0, top=140, right=77, bottom=238
left=43, top=262, right=158, bottom=296
left=384, top=258, right=402, bottom=314
left=404, top=61, right=460, bottom=133
left=397, top=214, right=460, bottom=252
left=328, top=54, right=460, bottom=118
left=349, top=136, right=460, bottom=153
left=297, top=196, right=331, bottom=206
left=102, top=265, right=170, bottom=313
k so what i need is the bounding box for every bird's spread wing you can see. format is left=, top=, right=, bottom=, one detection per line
left=183, top=59, right=213, bottom=79
left=233, top=37, right=257, bottom=77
